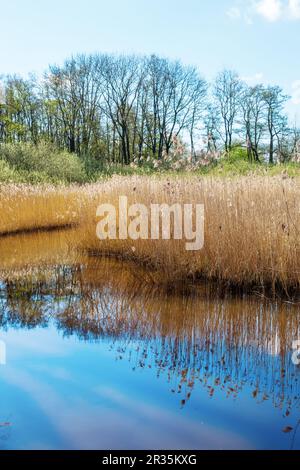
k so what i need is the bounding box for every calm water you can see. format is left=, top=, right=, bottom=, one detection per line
left=0, top=230, right=299, bottom=450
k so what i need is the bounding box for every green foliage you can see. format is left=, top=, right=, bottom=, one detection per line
left=0, top=141, right=299, bottom=185
left=82, top=152, right=106, bottom=177
left=0, top=159, right=19, bottom=182
left=209, top=160, right=260, bottom=176
left=226, top=146, right=249, bottom=163
left=16, top=170, right=55, bottom=184
left=0, top=142, right=87, bottom=183
left=206, top=158, right=300, bottom=177
left=93, top=163, right=155, bottom=179
left=202, top=146, right=261, bottom=176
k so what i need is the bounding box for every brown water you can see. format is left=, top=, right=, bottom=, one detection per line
left=0, top=229, right=299, bottom=450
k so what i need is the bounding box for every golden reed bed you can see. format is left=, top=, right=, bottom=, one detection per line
left=0, top=184, right=83, bottom=235
left=0, top=176, right=299, bottom=295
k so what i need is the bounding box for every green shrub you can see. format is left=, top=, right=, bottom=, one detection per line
left=226, top=146, right=249, bottom=163
left=0, top=142, right=87, bottom=183
left=0, top=159, right=19, bottom=182
left=17, top=170, right=55, bottom=184
left=211, top=160, right=259, bottom=176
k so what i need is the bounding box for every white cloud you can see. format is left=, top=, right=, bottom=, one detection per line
left=227, top=0, right=300, bottom=22
left=255, top=0, right=283, bottom=22
left=292, top=80, right=300, bottom=105
left=288, top=0, right=300, bottom=18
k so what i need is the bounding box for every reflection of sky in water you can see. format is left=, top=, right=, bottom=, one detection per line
left=0, top=320, right=299, bottom=450
left=0, top=228, right=299, bottom=450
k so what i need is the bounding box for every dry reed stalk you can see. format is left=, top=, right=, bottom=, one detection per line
left=78, top=175, right=300, bottom=293
left=0, top=176, right=299, bottom=293
left=0, top=184, right=85, bottom=235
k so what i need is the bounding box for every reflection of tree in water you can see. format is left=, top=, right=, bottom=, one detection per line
left=0, top=260, right=300, bottom=424
left=0, top=266, right=81, bottom=329
left=69, top=293, right=299, bottom=419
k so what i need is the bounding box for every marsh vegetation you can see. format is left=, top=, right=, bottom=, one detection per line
left=0, top=52, right=299, bottom=450
left=0, top=53, right=300, bottom=184
left=0, top=175, right=299, bottom=297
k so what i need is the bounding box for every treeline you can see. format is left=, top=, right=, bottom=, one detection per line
left=0, top=53, right=299, bottom=166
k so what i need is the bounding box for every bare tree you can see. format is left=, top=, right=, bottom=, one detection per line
left=45, top=55, right=102, bottom=155
left=0, top=53, right=296, bottom=167
left=0, top=75, right=40, bottom=143
left=239, top=84, right=266, bottom=162
left=203, top=104, right=221, bottom=152
left=144, top=55, right=206, bottom=159
left=97, top=55, right=143, bottom=164
left=214, top=70, right=242, bottom=152
left=262, top=86, right=289, bottom=164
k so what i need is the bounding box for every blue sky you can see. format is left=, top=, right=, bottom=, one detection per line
left=1, top=0, right=300, bottom=118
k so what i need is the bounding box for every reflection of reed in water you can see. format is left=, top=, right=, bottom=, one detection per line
left=0, top=257, right=299, bottom=418
left=0, top=228, right=78, bottom=274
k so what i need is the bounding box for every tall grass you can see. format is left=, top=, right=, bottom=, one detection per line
left=0, top=185, right=85, bottom=235
left=79, top=175, right=300, bottom=295
left=0, top=175, right=299, bottom=295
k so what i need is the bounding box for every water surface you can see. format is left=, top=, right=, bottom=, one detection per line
left=0, top=230, right=299, bottom=450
